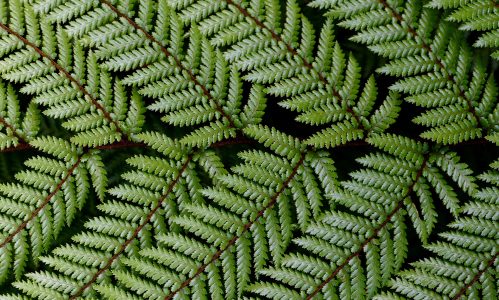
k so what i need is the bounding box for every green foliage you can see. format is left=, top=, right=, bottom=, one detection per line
left=0, top=137, right=103, bottom=285
left=315, top=0, right=499, bottom=144
left=168, top=0, right=402, bottom=147
left=241, top=135, right=476, bottom=299
left=379, top=159, right=499, bottom=300
left=428, top=0, right=499, bottom=60
left=0, top=0, right=144, bottom=147
left=0, top=80, right=40, bottom=150
left=0, top=0, right=496, bottom=299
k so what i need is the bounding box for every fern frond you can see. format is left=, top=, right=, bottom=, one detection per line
left=380, top=159, right=499, bottom=300
left=319, top=0, right=499, bottom=144
left=40, top=0, right=271, bottom=148
left=240, top=133, right=479, bottom=299
left=0, top=136, right=107, bottom=285
left=0, top=0, right=141, bottom=147
left=42, top=0, right=400, bottom=148
left=82, top=134, right=342, bottom=299
left=169, top=0, right=402, bottom=147
left=0, top=1, right=495, bottom=299
left=428, top=0, right=499, bottom=60
left=0, top=80, right=40, bottom=151
left=9, top=126, right=336, bottom=299
left=6, top=145, right=234, bottom=298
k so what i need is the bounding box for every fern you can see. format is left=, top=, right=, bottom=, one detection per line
left=169, top=0, right=402, bottom=147
left=240, top=134, right=477, bottom=299
left=313, top=0, right=499, bottom=144
left=428, top=0, right=499, bottom=60
left=36, top=0, right=402, bottom=148
left=0, top=0, right=142, bottom=147
left=0, top=0, right=496, bottom=299
left=9, top=149, right=203, bottom=298
left=0, top=80, right=40, bottom=151
left=34, top=0, right=246, bottom=148
left=0, top=136, right=105, bottom=285
left=8, top=128, right=338, bottom=298
left=379, top=158, right=499, bottom=299
left=9, top=133, right=482, bottom=299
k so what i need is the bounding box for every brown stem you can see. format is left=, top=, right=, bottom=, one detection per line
left=224, top=0, right=365, bottom=131
left=99, top=0, right=236, bottom=129
left=94, top=140, right=146, bottom=150
left=0, top=142, right=32, bottom=153
left=0, top=21, right=125, bottom=138
left=452, top=252, right=498, bottom=300
left=165, top=152, right=306, bottom=299
left=377, top=0, right=483, bottom=130
left=6, top=133, right=465, bottom=155
left=210, top=136, right=256, bottom=148
left=69, top=156, right=193, bottom=299
left=305, top=152, right=430, bottom=299
left=208, top=137, right=492, bottom=149
left=0, top=154, right=84, bottom=249
left=450, top=138, right=493, bottom=146
left=336, top=140, right=369, bottom=148
left=0, top=141, right=149, bottom=154
left=0, top=116, right=27, bottom=143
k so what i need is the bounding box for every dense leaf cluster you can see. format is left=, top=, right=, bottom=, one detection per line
left=0, top=0, right=497, bottom=299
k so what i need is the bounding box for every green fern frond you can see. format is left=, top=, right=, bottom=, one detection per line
left=317, top=0, right=499, bottom=144
left=32, top=0, right=400, bottom=149
left=169, top=0, right=402, bottom=147
left=0, top=0, right=141, bottom=147
left=427, top=0, right=499, bottom=60
left=0, top=136, right=106, bottom=285
left=0, top=80, right=40, bottom=151
left=9, top=126, right=337, bottom=299
left=0, top=1, right=495, bottom=299
left=40, top=0, right=270, bottom=148
left=238, top=134, right=480, bottom=299
left=379, top=160, right=499, bottom=300
left=6, top=146, right=232, bottom=298
left=90, top=145, right=339, bottom=298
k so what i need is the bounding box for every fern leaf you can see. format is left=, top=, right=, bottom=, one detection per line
left=0, top=136, right=103, bottom=284
left=0, top=2, right=139, bottom=146
left=80, top=144, right=340, bottom=299
left=6, top=149, right=224, bottom=297
left=0, top=1, right=495, bottom=299
left=242, top=134, right=481, bottom=299
left=165, top=0, right=403, bottom=147
left=428, top=0, right=499, bottom=60
left=0, top=81, right=40, bottom=151
left=381, top=160, right=499, bottom=299
left=324, top=0, right=498, bottom=144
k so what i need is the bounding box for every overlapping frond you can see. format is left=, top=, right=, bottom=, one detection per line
left=75, top=128, right=342, bottom=299
left=36, top=0, right=401, bottom=149
left=428, top=0, right=499, bottom=60
left=5, top=138, right=236, bottom=298
left=170, top=0, right=401, bottom=148
left=238, top=134, right=478, bottom=299
left=0, top=0, right=143, bottom=147
left=35, top=0, right=264, bottom=149
left=314, top=0, right=499, bottom=144
left=378, top=158, right=499, bottom=300
left=0, top=0, right=495, bottom=299
left=0, top=136, right=106, bottom=285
